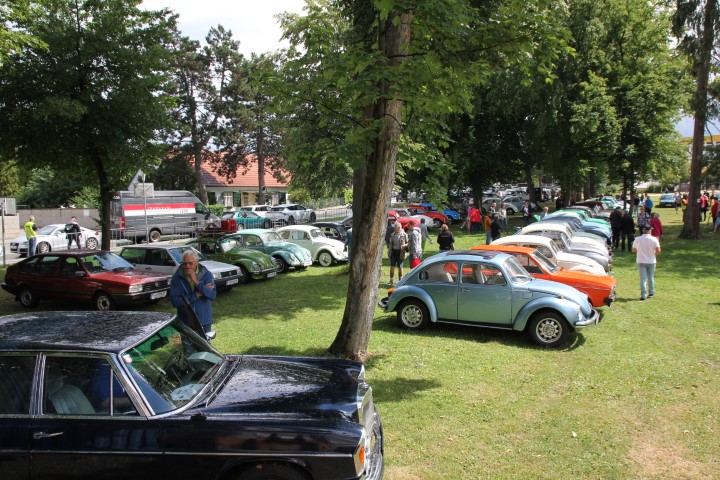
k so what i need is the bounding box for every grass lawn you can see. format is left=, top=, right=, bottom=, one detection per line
left=1, top=199, right=719, bottom=479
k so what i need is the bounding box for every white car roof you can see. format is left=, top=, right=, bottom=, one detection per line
left=492, top=234, right=554, bottom=248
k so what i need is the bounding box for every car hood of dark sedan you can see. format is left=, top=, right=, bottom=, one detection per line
left=196, top=355, right=360, bottom=420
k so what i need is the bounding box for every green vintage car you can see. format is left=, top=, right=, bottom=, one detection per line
left=229, top=229, right=313, bottom=273
left=187, top=236, right=278, bottom=283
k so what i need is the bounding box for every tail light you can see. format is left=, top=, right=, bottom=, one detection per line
left=120, top=217, right=125, bottom=230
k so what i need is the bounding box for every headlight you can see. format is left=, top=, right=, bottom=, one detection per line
left=289, top=254, right=298, bottom=262
left=251, top=262, right=260, bottom=271
left=129, top=284, right=143, bottom=293
left=212, top=272, right=222, bottom=280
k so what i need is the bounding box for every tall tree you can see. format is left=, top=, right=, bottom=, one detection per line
left=279, top=0, right=566, bottom=360
left=673, top=0, right=718, bottom=238
left=165, top=26, right=246, bottom=204
left=0, top=0, right=176, bottom=249
left=224, top=53, right=286, bottom=205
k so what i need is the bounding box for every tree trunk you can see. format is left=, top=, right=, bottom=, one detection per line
left=682, top=0, right=716, bottom=239
left=329, top=9, right=413, bottom=361
left=92, top=155, right=112, bottom=251
left=193, top=145, right=208, bottom=205
left=257, top=124, right=266, bottom=205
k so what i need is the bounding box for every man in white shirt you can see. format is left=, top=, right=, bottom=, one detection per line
left=632, top=224, right=661, bottom=301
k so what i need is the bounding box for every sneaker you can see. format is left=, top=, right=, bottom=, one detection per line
left=388, top=280, right=394, bottom=286
left=639, top=297, right=646, bottom=301
left=648, top=293, right=654, bottom=298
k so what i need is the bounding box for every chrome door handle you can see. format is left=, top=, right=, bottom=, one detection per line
left=33, top=431, right=63, bottom=439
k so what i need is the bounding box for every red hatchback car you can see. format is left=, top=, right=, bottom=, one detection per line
left=1, top=250, right=171, bottom=311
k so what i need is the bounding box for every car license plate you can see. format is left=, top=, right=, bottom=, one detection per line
left=150, top=291, right=167, bottom=300
left=303, top=260, right=312, bottom=266
left=267, top=271, right=276, bottom=278
left=226, top=278, right=239, bottom=286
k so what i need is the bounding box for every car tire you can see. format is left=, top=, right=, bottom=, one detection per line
left=148, top=230, right=161, bottom=243
left=93, top=292, right=114, bottom=311
left=37, top=242, right=51, bottom=254
left=433, top=218, right=442, bottom=228
left=287, top=216, right=296, bottom=226
left=318, top=251, right=333, bottom=267
left=397, top=298, right=430, bottom=330
left=309, top=212, right=316, bottom=222
left=274, top=256, right=289, bottom=274
left=235, top=462, right=309, bottom=480
left=86, top=237, right=99, bottom=250
left=527, top=311, right=569, bottom=347
left=238, top=265, right=251, bottom=283
left=19, top=287, right=39, bottom=308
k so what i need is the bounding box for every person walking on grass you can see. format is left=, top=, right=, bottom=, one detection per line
left=388, top=222, right=408, bottom=285
left=632, top=224, right=661, bottom=301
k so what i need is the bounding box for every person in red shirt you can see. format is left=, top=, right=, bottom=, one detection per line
left=650, top=213, right=663, bottom=240
left=469, top=207, right=482, bottom=234
left=710, top=196, right=719, bottom=226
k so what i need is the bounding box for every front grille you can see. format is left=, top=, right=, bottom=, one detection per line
left=141, top=279, right=169, bottom=292
left=220, top=270, right=238, bottom=278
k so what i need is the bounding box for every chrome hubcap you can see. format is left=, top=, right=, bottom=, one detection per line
left=537, top=319, right=561, bottom=342
left=401, top=305, right=423, bottom=327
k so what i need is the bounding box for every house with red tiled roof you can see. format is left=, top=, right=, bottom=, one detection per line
left=202, top=156, right=290, bottom=207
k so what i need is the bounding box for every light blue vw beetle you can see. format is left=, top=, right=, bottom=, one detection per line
left=379, top=250, right=600, bottom=347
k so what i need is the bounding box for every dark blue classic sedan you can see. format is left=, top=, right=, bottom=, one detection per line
left=0, top=312, right=383, bottom=480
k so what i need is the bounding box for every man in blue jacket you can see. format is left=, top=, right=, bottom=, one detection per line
left=170, top=250, right=217, bottom=338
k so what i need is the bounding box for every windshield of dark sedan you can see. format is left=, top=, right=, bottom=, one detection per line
left=503, top=257, right=533, bottom=284
left=532, top=250, right=560, bottom=274
left=82, top=252, right=135, bottom=273
left=310, top=228, right=325, bottom=238
left=121, top=321, right=224, bottom=414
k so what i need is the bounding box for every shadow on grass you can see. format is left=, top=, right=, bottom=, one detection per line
left=373, top=314, right=583, bottom=351
left=240, top=345, right=331, bottom=357
left=370, top=377, right=442, bottom=403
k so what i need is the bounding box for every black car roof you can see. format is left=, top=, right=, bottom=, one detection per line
left=0, top=311, right=174, bottom=354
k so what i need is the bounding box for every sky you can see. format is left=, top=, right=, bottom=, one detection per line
left=141, top=0, right=305, bottom=57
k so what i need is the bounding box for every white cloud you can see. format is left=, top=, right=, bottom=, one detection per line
left=141, top=0, right=305, bottom=56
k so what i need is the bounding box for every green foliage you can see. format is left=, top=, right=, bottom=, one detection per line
left=0, top=159, right=21, bottom=197
left=207, top=204, right=226, bottom=217
left=69, top=186, right=100, bottom=209
left=154, top=153, right=197, bottom=191
left=0, top=0, right=177, bottom=248
left=0, top=1, right=46, bottom=64
left=17, top=167, right=89, bottom=208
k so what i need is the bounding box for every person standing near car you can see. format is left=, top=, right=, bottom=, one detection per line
left=24, top=215, right=38, bottom=256
left=490, top=214, right=502, bottom=241
left=522, top=200, right=532, bottom=226
left=632, top=224, right=661, bottom=301
left=437, top=224, right=455, bottom=250
left=483, top=212, right=492, bottom=244
left=344, top=220, right=353, bottom=262
left=620, top=209, right=635, bottom=252
left=609, top=206, right=623, bottom=251
left=170, top=250, right=217, bottom=338
left=419, top=218, right=432, bottom=250
left=388, top=222, right=408, bottom=285
left=65, top=216, right=82, bottom=249
left=498, top=203, right=509, bottom=232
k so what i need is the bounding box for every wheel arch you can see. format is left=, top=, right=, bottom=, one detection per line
left=385, top=288, right=439, bottom=324
left=514, top=298, right=579, bottom=332
left=218, top=458, right=313, bottom=480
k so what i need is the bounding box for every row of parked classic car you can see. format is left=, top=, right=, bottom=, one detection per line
left=380, top=200, right=620, bottom=348
left=1, top=224, right=350, bottom=311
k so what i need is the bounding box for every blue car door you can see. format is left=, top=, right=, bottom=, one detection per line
left=456, top=262, right=513, bottom=325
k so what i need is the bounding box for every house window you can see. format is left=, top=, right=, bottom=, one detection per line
left=233, top=191, right=241, bottom=207
left=207, top=192, right=217, bottom=204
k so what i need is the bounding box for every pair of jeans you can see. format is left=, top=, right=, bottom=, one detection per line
left=637, top=263, right=656, bottom=299
left=485, top=231, right=492, bottom=244
left=27, top=237, right=37, bottom=256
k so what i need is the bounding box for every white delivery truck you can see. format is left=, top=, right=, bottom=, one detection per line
left=110, top=190, right=218, bottom=242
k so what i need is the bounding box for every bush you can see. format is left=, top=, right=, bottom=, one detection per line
left=208, top=204, right=226, bottom=217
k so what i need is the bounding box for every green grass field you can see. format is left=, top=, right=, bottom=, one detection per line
left=2, top=200, right=719, bottom=479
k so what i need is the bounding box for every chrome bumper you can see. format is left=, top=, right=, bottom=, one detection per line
left=575, top=308, right=601, bottom=328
